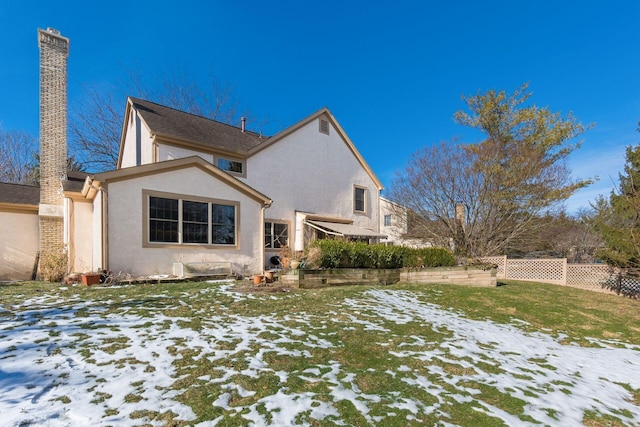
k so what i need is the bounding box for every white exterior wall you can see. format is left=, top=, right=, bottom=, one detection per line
left=157, top=144, right=214, bottom=163
left=105, top=167, right=264, bottom=276
left=380, top=198, right=407, bottom=245
left=120, top=113, right=154, bottom=168
left=92, top=192, right=104, bottom=272
left=67, top=199, right=94, bottom=273
left=0, top=210, right=39, bottom=280
left=379, top=198, right=431, bottom=248
left=246, top=117, right=380, bottom=250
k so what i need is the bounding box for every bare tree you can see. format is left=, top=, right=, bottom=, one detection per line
left=0, top=128, right=38, bottom=185
left=70, top=67, right=262, bottom=172
left=388, top=84, right=593, bottom=257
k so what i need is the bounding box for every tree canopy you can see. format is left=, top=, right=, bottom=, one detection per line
left=0, top=128, right=38, bottom=185
left=388, top=83, right=593, bottom=257
left=593, top=131, right=640, bottom=272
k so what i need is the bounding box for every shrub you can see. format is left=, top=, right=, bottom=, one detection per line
left=39, top=246, right=68, bottom=282
left=308, top=240, right=455, bottom=269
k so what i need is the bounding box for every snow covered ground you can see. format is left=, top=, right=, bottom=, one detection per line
left=1, top=282, right=639, bottom=426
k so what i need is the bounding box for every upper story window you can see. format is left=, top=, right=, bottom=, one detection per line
left=384, top=214, right=392, bottom=227
left=354, top=186, right=366, bottom=213
left=217, top=158, right=244, bottom=175
left=147, top=193, right=237, bottom=247
left=319, top=118, right=330, bottom=135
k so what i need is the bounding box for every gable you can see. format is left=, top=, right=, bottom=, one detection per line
left=86, top=156, right=272, bottom=207
left=249, top=108, right=383, bottom=191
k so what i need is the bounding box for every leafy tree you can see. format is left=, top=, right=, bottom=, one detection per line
left=0, top=128, right=38, bottom=184
left=70, top=68, right=262, bottom=172
left=593, top=134, right=640, bottom=272
left=388, top=84, right=592, bottom=257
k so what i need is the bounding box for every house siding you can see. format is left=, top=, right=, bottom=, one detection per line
left=104, top=166, right=264, bottom=276
left=245, top=117, right=380, bottom=241
left=120, top=113, right=154, bottom=168
left=157, top=143, right=214, bottom=164
left=0, top=210, right=39, bottom=280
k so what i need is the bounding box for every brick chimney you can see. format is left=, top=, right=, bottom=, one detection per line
left=38, top=28, right=69, bottom=265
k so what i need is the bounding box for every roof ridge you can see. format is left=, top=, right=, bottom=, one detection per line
left=0, top=181, right=39, bottom=189
left=128, top=96, right=267, bottom=138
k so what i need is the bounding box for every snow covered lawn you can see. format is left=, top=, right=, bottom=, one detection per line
left=1, top=280, right=639, bottom=426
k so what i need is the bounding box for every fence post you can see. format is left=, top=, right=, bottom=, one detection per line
left=562, top=258, right=568, bottom=286
left=501, top=255, right=508, bottom=279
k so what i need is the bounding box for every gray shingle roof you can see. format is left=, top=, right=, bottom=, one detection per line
left=0, top=182, right=40, bottom=205
left=62, top=171, right=89, bottom=193
left=129, top=97, right=268, bottom=155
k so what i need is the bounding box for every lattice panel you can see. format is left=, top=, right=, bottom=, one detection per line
left=600, top=273, right=640, bottom=297
left=566, top=264, right=611, bottom=290
left=505, top=258, right=566, bottom=284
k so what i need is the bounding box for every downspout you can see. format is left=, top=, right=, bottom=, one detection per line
left=259, top=205, right=266, bottom=274
left=102, top=183, right=108, bottom=271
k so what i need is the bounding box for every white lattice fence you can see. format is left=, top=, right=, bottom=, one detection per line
left=505, top=258, right=567, bottom=285
left=477, top=255, right=507, bottom=278
left=566, top=264, right=613, bottom=292
left=478, top=256, right=620, bottom=294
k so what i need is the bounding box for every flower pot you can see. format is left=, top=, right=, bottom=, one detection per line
left=290, top=260, right=301, bottom=270
left=81, top=273, right=101, bottom=286
left=264, top=271, right=274, bottom=283
left=253, top=274, right=264, bottom=285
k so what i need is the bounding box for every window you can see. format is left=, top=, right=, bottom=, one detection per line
left=211, top=204, right=236, bottom=244
left=265, top=221, right=289, bottom=249
left=319, top=118, right=329, bottom=135
left=149, top=197, right=179, bottom=243
left=384, top=214, right=392, bottom=227
left=183, top=201, right=208, bottom=243
left=147, top=193, right=237, bottom=246
left=354, top=186, right=366, bottom=213
left=217, top=158, right=244, bottom=174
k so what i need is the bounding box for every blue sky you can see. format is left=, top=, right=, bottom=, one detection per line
left=1, top=1, right=638, bottom=213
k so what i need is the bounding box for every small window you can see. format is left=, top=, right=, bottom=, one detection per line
left=354, top=186, right=366, bottom=213
left=265, top=221, right=289, bottom=249
left=319, top=118, right=329, bottom=135
left=217, top=158, right=244, bottom=174
left=384, top=214, right=392, bottom=227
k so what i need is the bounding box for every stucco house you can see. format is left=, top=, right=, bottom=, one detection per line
left=82, top=97, right=387, bottom=277
left=0, top=97, right=395, bottom=279
left=0, top=28, right=409, bottom=280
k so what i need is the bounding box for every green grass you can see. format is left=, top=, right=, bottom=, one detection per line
left=1, top=279, right=639, bottom=426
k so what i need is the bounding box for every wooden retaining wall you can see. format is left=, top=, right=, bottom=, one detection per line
left=279, top=267, right=496, bottom=289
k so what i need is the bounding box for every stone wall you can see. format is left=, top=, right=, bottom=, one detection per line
left=280, top=267, right=497, bottom=289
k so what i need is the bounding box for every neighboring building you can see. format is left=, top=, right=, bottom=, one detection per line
left=0, top=27, right=390, bottom=279
left=379, top=197, right=432, bottom=248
